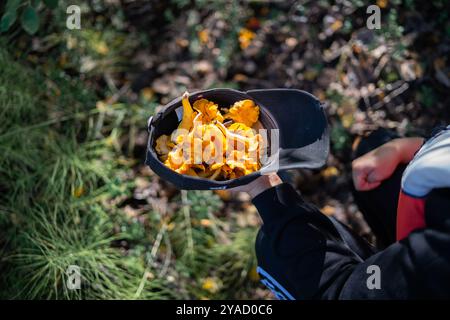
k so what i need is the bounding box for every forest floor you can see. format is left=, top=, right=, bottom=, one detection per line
left=0, top=0, right=449, bottom=299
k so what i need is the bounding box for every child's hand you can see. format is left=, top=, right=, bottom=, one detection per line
left=352, top=137, right=424, bottom=191
left=352, top=141, right=401, bottom=191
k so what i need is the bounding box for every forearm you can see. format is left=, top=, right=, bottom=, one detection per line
left=388, top=137, right=424, bottom=164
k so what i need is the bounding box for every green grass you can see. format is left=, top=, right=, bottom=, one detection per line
left=0, top=47, right=173, bottom=299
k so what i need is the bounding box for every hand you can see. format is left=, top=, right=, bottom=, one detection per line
left=352, top=137, right=423, bottom=191
left=230, top=173, right=282, bottom=199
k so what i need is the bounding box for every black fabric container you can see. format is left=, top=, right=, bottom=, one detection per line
left=145, top=88, right=329, bottom=190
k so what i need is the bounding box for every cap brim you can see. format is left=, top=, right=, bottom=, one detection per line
left=246, top=89, right=329, bottom=170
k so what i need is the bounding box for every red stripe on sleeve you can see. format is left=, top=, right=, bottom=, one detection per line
left=396, top=191, right=426, bottom=241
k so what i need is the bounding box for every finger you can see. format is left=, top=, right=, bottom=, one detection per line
left=367, top=170, right=382, bottom=184
left=354, top=169, right=382, bottom=191
left=360, top=180, right=381, bottom=191
left=352, top=170, right=361, bottom=190
left=355, top=177, right=370, bottom=191
left=352, top=167, right=369, bottom=191
left=355, top=167, right=381, bottom=190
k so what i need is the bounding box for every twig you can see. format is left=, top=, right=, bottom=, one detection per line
left=374, top=54, right=389, bottom=78
left=134, top=222, right=167, bottom=298
left=158, top=231, right=172, bottom=278
left=181, top=190, right=194, bottom=257
left=372, top=82, right=409, bottom=110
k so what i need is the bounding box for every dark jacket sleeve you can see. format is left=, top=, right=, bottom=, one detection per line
left=252, top=183, right=450, bottom=299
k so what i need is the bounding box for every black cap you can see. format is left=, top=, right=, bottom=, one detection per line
left=145, top=88, right=329, bottom=190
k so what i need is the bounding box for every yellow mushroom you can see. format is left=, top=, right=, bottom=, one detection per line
left=224, top=99, right=260, bottom=127
left=180, top=91, right=194, bottom=130
left=193, top=98, right=224, bottom=123
left=157, top=94, right=263, bottom=181
left=155, top=134, right=171, bottom=156
left=172, top=91, right=195, bottom=142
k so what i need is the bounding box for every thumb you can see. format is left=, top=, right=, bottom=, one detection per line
left=359, top=170, right=381, bottom=190
left=364, top=180, right=381, bottom=191
left=353, top=167, right=380, bottom=191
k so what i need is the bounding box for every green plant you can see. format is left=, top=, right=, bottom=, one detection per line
left=418, top=85, right=436, bottom=108
left=330, top=121, right=351, bottom=153
left=0, top=0, right=58, bottom=35
left=0, top=47, right=174, bottom=299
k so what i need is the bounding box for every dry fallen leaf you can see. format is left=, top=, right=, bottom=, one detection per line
left=238, top=28, right=256, bottom=50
